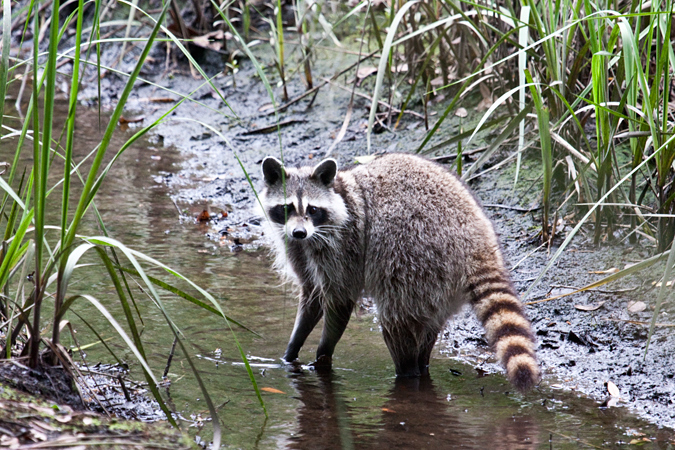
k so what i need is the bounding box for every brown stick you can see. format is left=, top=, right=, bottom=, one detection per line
left=163, top=336, right=178, bottom=379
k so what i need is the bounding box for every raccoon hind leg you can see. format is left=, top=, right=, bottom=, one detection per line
left=382, top=325, right=439, bottom=377
left=416, top=330, right=439, bottom=376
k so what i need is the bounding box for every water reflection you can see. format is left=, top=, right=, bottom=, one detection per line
left=287, top=373, right=540, bottom=450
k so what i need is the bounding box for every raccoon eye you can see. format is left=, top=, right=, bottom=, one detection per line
left=307, top=205, right=318, bottom=215
left=269, top=204, right=296, bottom=224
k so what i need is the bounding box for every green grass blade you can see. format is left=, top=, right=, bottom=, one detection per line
left=69, top=309, right=125, bottom=366
left=85, top=235, right=267, bottom=416
left=94, top=244, right=226, bottom=438
left=0, top=0, right=11, bottom=132
left=7, top=240, right=34, bottom=359
left=461, top=103, right=532, bottom=180
left=527, top=250, right=670, bottom=304
left=74, top=294, right=159, bottom=385
left=516, top=5, right=531, bottom=187
left=117, top=0, right=235, bottom=117
left=60, top=0, right=85, bottom=243
left=523, top=126, right=675, bottom=299
left=525, top=70, right=552, bottom=240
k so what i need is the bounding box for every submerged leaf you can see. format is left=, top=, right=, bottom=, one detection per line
left=260, top=387, right=286, bottom=394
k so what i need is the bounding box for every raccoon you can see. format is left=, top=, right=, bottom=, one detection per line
left=259, top=153, right=539, bottom=391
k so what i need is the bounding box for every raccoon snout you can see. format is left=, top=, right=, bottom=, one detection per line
left=292, top=226, right=307, bottom=239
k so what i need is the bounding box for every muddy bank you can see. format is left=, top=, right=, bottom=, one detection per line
left=108, top=44, right=675, bottom=431
left=0, top=372, right=194, bottom=449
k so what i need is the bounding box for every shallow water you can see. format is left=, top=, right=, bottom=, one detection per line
left=1, top=95, right=673, bottom=449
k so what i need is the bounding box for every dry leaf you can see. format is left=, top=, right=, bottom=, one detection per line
left=627, top=301, right=647, bottom=313
left=430, top=76, right=444, bottom=87
left=356, top=66, right=378, bottom=79
left=355, top=155, right=376, bottom=164
left=191, top=30, right=225, bottom=52
left=381, top=407, right=396, bottom=413
left=118, top=115, right=144, bottom=124
left=653, top=280, right=674, bottom=288
left=455, top=107, right=468, bottom=118
left=607, top=380, right=621, bottom=398
left=589, top=267, right=620, bottom=274
left=197, top=210, right=211, bottom=223
left=261, top=387, right=286, bottom=394
left=574, top=301, right=605, bottom=312
left=54, top=414, right=73, bottom=423
left=393, top=63, right=408, bottom=73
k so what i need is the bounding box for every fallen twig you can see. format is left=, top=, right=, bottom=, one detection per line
left=163, top=336, right=178, bottom=379
left=241, top=118, right=307, bottom=136
left=604, top=318, right=675, bottom=327
left=483, top=203, right=541, bottom=212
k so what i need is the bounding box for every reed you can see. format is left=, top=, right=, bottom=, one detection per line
left=355, top=0, right=675, bottom=352
left=0, top=0, right=269, bottom=443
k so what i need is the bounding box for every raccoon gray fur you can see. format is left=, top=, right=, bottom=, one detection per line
left=259, top=153, right=539, bottom=391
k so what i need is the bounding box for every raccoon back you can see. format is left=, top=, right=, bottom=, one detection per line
left=350, top=154, right=539, bottom=390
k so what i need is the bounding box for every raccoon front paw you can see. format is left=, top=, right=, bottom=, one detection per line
left=309, top=354, right=332, bottom=373
left=281, top=358, right=304, bottom=374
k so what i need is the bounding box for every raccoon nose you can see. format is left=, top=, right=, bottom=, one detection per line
left=292, top=226, right=307, bottom=239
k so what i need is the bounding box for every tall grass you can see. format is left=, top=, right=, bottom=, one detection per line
left=358, top=0, right=673, bottom=248
left=0, top=0, right=270, bottom=444
left=348, top=0, right=675, bottom=350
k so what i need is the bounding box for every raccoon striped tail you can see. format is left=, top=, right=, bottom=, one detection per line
left=468, top=270, right=540, bottom=391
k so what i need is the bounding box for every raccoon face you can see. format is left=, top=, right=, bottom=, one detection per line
left=260, top=157, right=348, bottom=241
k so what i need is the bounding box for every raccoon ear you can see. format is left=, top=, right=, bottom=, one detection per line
left=262, top=157, right=286, bottom=186
left=311, top=158, right=338, bottom=186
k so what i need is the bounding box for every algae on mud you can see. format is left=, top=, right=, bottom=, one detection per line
left=0, top=380, right=194, bottom=449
